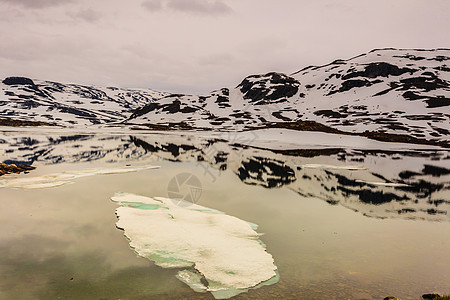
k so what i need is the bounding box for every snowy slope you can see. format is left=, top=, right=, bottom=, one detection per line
left=1, top=49, right=448, bottom=143
left=128, top=48, right=449, bottom=142
left=290, top=48, right=450, bottom=141
left=0, top=77, right=167, bottom=127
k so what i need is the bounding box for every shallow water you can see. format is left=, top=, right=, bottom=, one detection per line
left=0, top=129, right=449, bottom=299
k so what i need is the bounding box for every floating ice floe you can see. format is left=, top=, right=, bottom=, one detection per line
left=111, top=193, right=279, bottom=299
left=297, top=164, right=367, bottom=170
left=0, top=165, right=159, bottom=189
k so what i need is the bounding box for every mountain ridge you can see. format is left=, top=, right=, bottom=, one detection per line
left=0, top=77, right=168, bottom=127
left=1, top=48, right=449, bottom=146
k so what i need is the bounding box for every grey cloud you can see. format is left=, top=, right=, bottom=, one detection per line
left=0, top=0, right=74, bottom=9
left=142, top=0, right=233, bottom=15
left=198, top=53, right=234, bottom=66
left=70, top=8, right=101, bottom=22
left=142, top=0, right=163, bottom=11
left=167, top=0, right=232, bottom=15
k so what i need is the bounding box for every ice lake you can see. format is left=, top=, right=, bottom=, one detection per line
left=0, top=128, right=449, bottom=300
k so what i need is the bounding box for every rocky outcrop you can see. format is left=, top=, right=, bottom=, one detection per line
left=2, top=77, right=36, bottom=86
left=237, top=72, right=300, bottom=105
left=0, top=163, right=35, bottom=176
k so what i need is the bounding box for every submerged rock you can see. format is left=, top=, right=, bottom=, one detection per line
left=111, top=193, right=279, bottom=299
left=422, top=293, right=442, bottom=299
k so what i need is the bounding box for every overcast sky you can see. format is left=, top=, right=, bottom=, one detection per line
left=0, top=0, right=448, bottom=94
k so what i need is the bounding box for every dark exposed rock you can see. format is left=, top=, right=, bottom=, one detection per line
left=422, top=165, right=450, bottom=177
left=160, top=100, right=181, bottom=114
left=399, top=170, right=421, bottom=179
left=272, top=111, right=292, bottom=121
left=403, top=91, right=425, bottom=100
left=268, top=120, right=344, bottom=134
left=129, top=122, right=194, bottom=131
left=328, top=79, right=373, bottom=95
left=264, top=147, right=344, bottom=158
left=0, top=162, right=35, bottom=176
left=237, top=156, right=296, bottom=188
left=2, top=77, right=35, bottom=86
left=394, top=54, right=427, bottom=61
left=57, top=106, right=99, bottom=120
left=314, top=110, right=347, bottom=118
left=237, top=72, right=300, bottom=105
left=214, top=152, right=228, bottom=164
left=215, top=96, right=229, bottom=103
left=399, top=165, right=450, bottom=179
left=399, top=76, right=448, bottom=92
left=404, top=114, right=445, bottom=121
left=0, top=118, right=56, bottom=127
left=230, top=111, right=252, bottom=119
left=428, top=199, right=450, bottom=206
left=342, top=62, right=416, bottom=80
left=130, top=97, right=199, bottom=119
left=424, top=96, right=450, bottom=108
left=220, top=88, right=229, bottom=96
left=398, top=180, right=444, bottom=199
left=422, top=208, right=447, bottom=215
left=130, top=102, right=160, bottom=118
left=431, top=126, right=450, bottom=135
left=337, top=183, right=408, bottom=205
left=359, top=131, right=450, bottom=148
left=161, top=100, right=198, bottom=114
left=131, top=136, right=197, bottom=158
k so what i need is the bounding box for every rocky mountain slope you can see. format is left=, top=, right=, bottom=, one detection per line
left=127, top=48, right=450, bottom=144
left=0, top=77, right=167, bottom=126
left=1, top=48, right=449, bottom=145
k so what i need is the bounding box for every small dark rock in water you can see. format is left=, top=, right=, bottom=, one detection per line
left=422, top=293, right=441, bottom=299
left=0, top=163, right=35, bottom=176
left=199, top=276, right=209, bottom=288
left=384, top=297, right=399, bottom=300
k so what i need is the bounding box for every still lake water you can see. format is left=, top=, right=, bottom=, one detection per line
left=0, top=129, right=449, bottom=299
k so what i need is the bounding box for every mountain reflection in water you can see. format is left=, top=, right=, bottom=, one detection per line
left=1, top=132, right=448, bottom=222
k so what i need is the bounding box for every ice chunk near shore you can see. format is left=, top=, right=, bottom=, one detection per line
left=0, top=165, right=159, bottom=189
left=111, top=193, right=279, bottom=299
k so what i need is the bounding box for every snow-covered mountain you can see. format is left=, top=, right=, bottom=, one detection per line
left=0, top=77, right=167, bottom=126
left=127, top=48, right=449, bottom=144
left=1, top=48, right=449, bottom=145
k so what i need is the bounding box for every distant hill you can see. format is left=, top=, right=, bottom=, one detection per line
left=0, top=77, right=167, bottom=126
